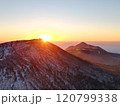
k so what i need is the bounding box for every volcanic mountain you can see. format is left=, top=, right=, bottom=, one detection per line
left=0, top=39, right=120, bottom=90
left=66, top=42, right=120, bottom=75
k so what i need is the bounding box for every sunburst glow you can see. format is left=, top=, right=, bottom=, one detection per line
left=39, top=35, right=52, bottom=41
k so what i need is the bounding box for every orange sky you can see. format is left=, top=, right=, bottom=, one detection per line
left=1, top=20, right=120, bottom=42
left=0, top=0, right=120, bottom=42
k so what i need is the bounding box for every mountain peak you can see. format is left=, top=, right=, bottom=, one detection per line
left=65, top=42, right=120, bottom=66
left=76, top=42, right=88, bottom=47
left=65, top=42, right=104, bottom=52
left=0, top=39, right=120, bottom=90
left=80, top=42, right=87, bottom=45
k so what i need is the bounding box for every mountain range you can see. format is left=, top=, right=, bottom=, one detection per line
left=0, top=39, right=120, bottom=90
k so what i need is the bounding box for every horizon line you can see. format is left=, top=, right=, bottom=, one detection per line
left=1, top=39, right=120, bottom=43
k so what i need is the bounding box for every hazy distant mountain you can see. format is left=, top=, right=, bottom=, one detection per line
left=0, top=39, right=120, bottom=90
left=66, top=42, right=120, bottom=65
left=66, top=42, right=120, bottom=75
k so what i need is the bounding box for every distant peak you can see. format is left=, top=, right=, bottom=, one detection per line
left=80, top=42, right=87, bottom=45
left=76, top=42, right=88, bottom=47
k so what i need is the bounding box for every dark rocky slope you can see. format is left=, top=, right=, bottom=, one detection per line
left=0, top=39, right=120, bottom=90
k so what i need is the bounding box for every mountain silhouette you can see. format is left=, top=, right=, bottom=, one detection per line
left=66, top=42, right=120, bottom=65
left=0, top=39, right=120, bottom=90
left=66, top=42, right=120, bottom=75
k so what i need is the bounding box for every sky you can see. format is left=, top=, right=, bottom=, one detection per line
left=0, top=0, right=120, bottom=42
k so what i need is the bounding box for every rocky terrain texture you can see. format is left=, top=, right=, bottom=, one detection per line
left=0, top=39, right=120, bottom=90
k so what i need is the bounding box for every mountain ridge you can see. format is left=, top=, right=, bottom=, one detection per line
left=66, top=42, right=120, bottom=76
left=66, top=42, right=120, bottom=65
left=0, top=39, right=120, bottom=90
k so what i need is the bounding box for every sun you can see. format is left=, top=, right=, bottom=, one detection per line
left=39, top=35, right=52, bottom=42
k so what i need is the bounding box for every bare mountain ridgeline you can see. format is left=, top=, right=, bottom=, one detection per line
left=66, top=42, right=120, bottom=76
left=0, top=39, right=120, bottom=90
